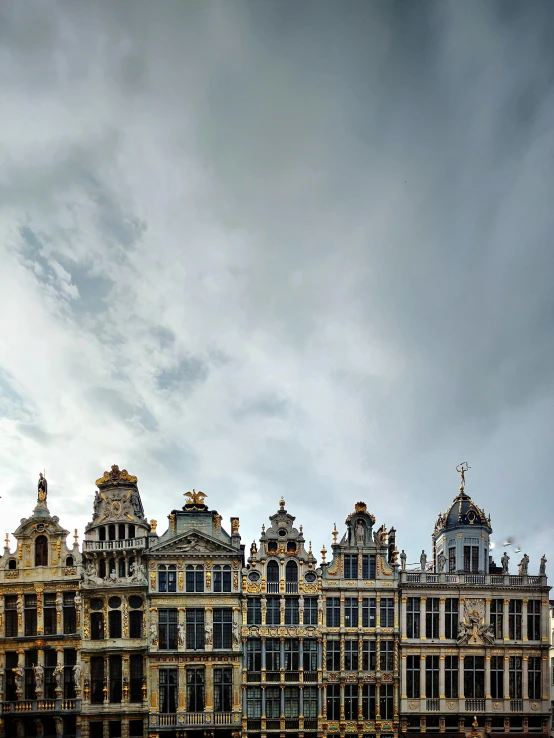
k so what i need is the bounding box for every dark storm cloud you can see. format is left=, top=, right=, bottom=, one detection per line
left=0, top=0, right=552, bottom=568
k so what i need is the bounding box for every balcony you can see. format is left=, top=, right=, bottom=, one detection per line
left=149, top=712, right=239, bottom=728
left=1, top=699, right=80, bottom=714
left=465, top=699, right=485, bottom=711
left=426, top=699, right=440, bottom=711
left=303, top=671, right=318, bottom=682
left=267, top=582, right=279, bottom=593
left=285, top=582, right=298, bottom=593
left=401, top=571, right=547, bottom=587
left=510, top=699, right=523, bottom=712
left=265, top=671, right=280, bottom=682
left=285, top=671, right=299, bottom=682
left=83, top=537, right=147, bottom=551
left=304, top=718, right=318, bottom=730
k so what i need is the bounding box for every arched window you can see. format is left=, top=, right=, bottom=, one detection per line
left=118, top=557, right=126, bottom=578
left=99, top=559, right=106, bottom=578
left=128, top=556, right=135, bottom=573
left=285, top=561, right=298, bottom=592
left=8, top=559, right=16, bottom=570
left=99, top=527, right=106, bottom=541
left=108, top=558, right=116, bottom=576
left=186, top=565, right=204, bottom=593
left=267, top=560, right=279, bottom=593
left=108, top=525, right=116, bottom=541
left=287, top=541, right=297, bottom=553
left=66, top=556, right=74, bottom=567
left=35, top=535, right=48, bottom=567
left=128, top=524, right=136, bottom=539
left=118, top=524, right=125, bottom=540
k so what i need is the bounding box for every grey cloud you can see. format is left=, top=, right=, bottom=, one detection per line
left=86, top=387, right=158, bottom=433
left=156, top=358, right=209, bottom=392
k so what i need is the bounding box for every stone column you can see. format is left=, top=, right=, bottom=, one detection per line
left=503, top=655, right=510, bottom=699
left=103, top=655, right=108, bottom=705
left=150, top=664, right=159, bottom=712
left=280, top=683, right=285, bottom=716
left=439, top=655, right=445, bottom=699
left=376, top=595, right=381, bottom=628
left=503, top=599, right=510, bottom=642
left=485, top=655, right=491, bottom=699
left=340, top=683, right=345, bottom=720
left=177, top=665, right=186, bottom=712
left=340, top=595, right=345, bottom=628
left=458, top=655, right=464, bottom=699
left=439, top=599, right=445, bottom=640
left=261, top=684, right=266, bottom=717
left=261, top=638, right=266, bottom=673
left=280, top=638, right=285, bottom=680
left=205, top=663, right=213, bottom=712
left=298, top=639, right=304, bottom=681
left=299, top=684, right=304, bottom=717
left=56, top=591, right=63, bottom=636
left=17, top=595, right=23, bottom=636
left=358, top=683, right=363, bottom=719
left=420, top=598, right=427, bottom=641
left=122, top=654, right=130, bottom=704
left=541, top=654, right=549, bottom=701
left=16, top=650, right=24, bottom=700
left=375, top=683, right=381, bottom=718
left=522, top=601, right=528, bottom=641
left=400, top=597, right=407, bottom=641
left=401, top=655, right=407, bottom=699
left=318, top=684, right=323, bottom=718
left=522, top=656, right=528, bottom=699
left=233, top=662, right=241, bottom=711
left=420, top=655, right=426, bottom=699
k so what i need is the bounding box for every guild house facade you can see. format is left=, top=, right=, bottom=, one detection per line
left=0, top=464, right=550, bottom=738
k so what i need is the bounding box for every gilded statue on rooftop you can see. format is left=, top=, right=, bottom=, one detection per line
left=184, top=489, right=207, bottom=506
left=456, top=461, right=470, bottom=492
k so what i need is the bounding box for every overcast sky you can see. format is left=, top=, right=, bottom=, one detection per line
left=1, top=1, right=553, bottom=573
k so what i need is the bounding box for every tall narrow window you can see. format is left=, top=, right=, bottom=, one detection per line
left=344, top=555, right=358, bottom=579
left=490, top=599, right=503, bottom=639
left=44, top=650, right=57, bottom=699
left=91, top=612, right=104, bottom=641
left=186, top=668, right=205, bottom=712
left=464, top=656, right=485, bottom=698
left=110, top=655, right=122, bottom=703
left=445, top=656, right=458, bottom=698
left=326, top=685, right=340, bottom=720
left=24, top=650, right=37, bottom=699
left=246, top=687, right=261, bottom=718
left=528, top=656, right=541, bottom=700
left=158, top=565, right=167, bottom=592
left=380, top=641, right=394, bottom=671
left=266, top=639, right=280, bottom=672
left=344, top=684, right=358, bottom=719
left=362, top=597, right=376, bottom=627
left=509, top=600, right=522, bottom=640
left=246, top=640, right=261, bottom=671
left=448, top=547, right=456, bottom=572
left=160, top=668, right=178, bottom=713
left=63, top=592, right=77, bottom=634
left=24, top=595, right=37, bottom=637
left=159, top=609, right=178, bottom=650
left=509, top=656, right=522, bottom=699
left=445, top=598, right=458, bottom=639
left=5, top=596, right=18, bottom=637
left=266, top=686, right=280, bottom=717
left=185, top=609, right=204, bottom=650
left=35, top=536, right=48, bottom=567
left=247, top=598, right=261, bottom=625
left=214, top=667, right=232, bottom=712
left=344, top=639, right=358, bottom=671
left=130, top=655, right=143, bottom=702
left=380, top=598, right=394, bottom=628
left=109, top=610, right=122, bottom=639
left=213, top=565, right=232, bottom=592
left=303, top=597, right=318, bottom=625
left=186, top=565, right=204, bottom=593
left=213, top=609, right=232, bottom=649
left=463, top=543, right=479, bottom=573
left=64, top=649, right=77, bottom=699
left=326, top=598, right=340, bottom=627
left=361, top=684, right=376, bottom=719
left=284, top=639, right=299, bottom=671
left=90, top=657, right=104, bottom=704
left=425, top=598, right=440, bottom=639
left=285, top=561, right=298, bottom=593
left=326, top=640, right=340, bottom=671
left=362, top=554, right=376, bottom=579
left=527, top=600, right=541, bottom=641
left=167, top=565, right=177, bottom=593
left=362, top=640, right=376, bottom=671
left=129, top=610, right=143, bottom=639
left=266, top=561, right=279, bottom=593
left=380, top=684, right=393, bottom=719
left=490, top=656, right=503, bottom=699
left=266, top=598, right=280, bottom=626
left=285, top=598, right=299, bottom=625
left=344, top=598, right=358, bottom=627
left=303, top=686, right=318, bottom=718
left=406, top=656, right=420, bottom=698
left=303, top=640, right=318, bottom=672
left=426, top=655, right=439, bottom=698
left=406, top=598, right=420, bottom=638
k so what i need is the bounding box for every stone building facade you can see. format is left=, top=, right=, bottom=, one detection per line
left=0, top=465, right=551, bottom=738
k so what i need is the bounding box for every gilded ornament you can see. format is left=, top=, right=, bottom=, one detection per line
left=183, top=489, right=207, bottom=506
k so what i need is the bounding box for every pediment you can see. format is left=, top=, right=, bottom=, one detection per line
left=149, top=530, right=238, bottom=557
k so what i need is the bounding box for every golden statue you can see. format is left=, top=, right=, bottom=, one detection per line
left=37, top=472, right=48, bottom=504
left=184, top=489, right=207, bottom=506
left=456, top=462, right=470, bottom=491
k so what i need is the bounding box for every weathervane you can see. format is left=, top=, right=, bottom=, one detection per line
left=456, top=462, right=470, bottom=492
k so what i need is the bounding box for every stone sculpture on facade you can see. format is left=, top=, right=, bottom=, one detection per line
left=400, top=550, right=407, bottom=570
left=12, top=665, right=24, bottom=692
left=178, top=622, right=186, bottom=648
left=501, top=551, right=510, bottom=573
left=437, top=551, right=445, bottom=573
left=420, top=550, right=427, bottom=570
left=539, top=554, right=547, bottom=574
left=54, top=664, right=64, bottom=690
left=73, top=662, right=82, bottom=690
left=518, top=553, right=529, bottom=575
left=355, top=519, right=365, bottom=545
left=33, top=663, right=44, bottom=693
left=205, top=621, right=213, bottom=646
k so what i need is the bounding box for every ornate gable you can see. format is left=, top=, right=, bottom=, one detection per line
left=148, top=530, right=239, bottom=558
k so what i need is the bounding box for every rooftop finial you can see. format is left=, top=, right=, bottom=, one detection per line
left=456, top=461, right=470, bottom=492
left=73, top=528, right=79, bottom=545
left=4, top=533, right=9, bottom=549
left=320, top=544, right=327, bottom=562
left=309, top=540, right=312, bottom=554
left=332, top=523, right=338, bottom=544
left=279, top=497, right=285, bottom=510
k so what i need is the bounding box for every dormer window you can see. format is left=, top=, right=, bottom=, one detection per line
left=35, top=535, right=48, bottom=567
left=286, top=541, right=297, bottom=553
left=8, top=559, right=16, bottom=570
left=66, top=556, right=74, bottom=567
left=267, top=541, right=278, bottom=553
left=278, top=529, right=287, bottom=537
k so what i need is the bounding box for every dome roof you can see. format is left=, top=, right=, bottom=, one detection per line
left=434, top=490, right=492, bottom=535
